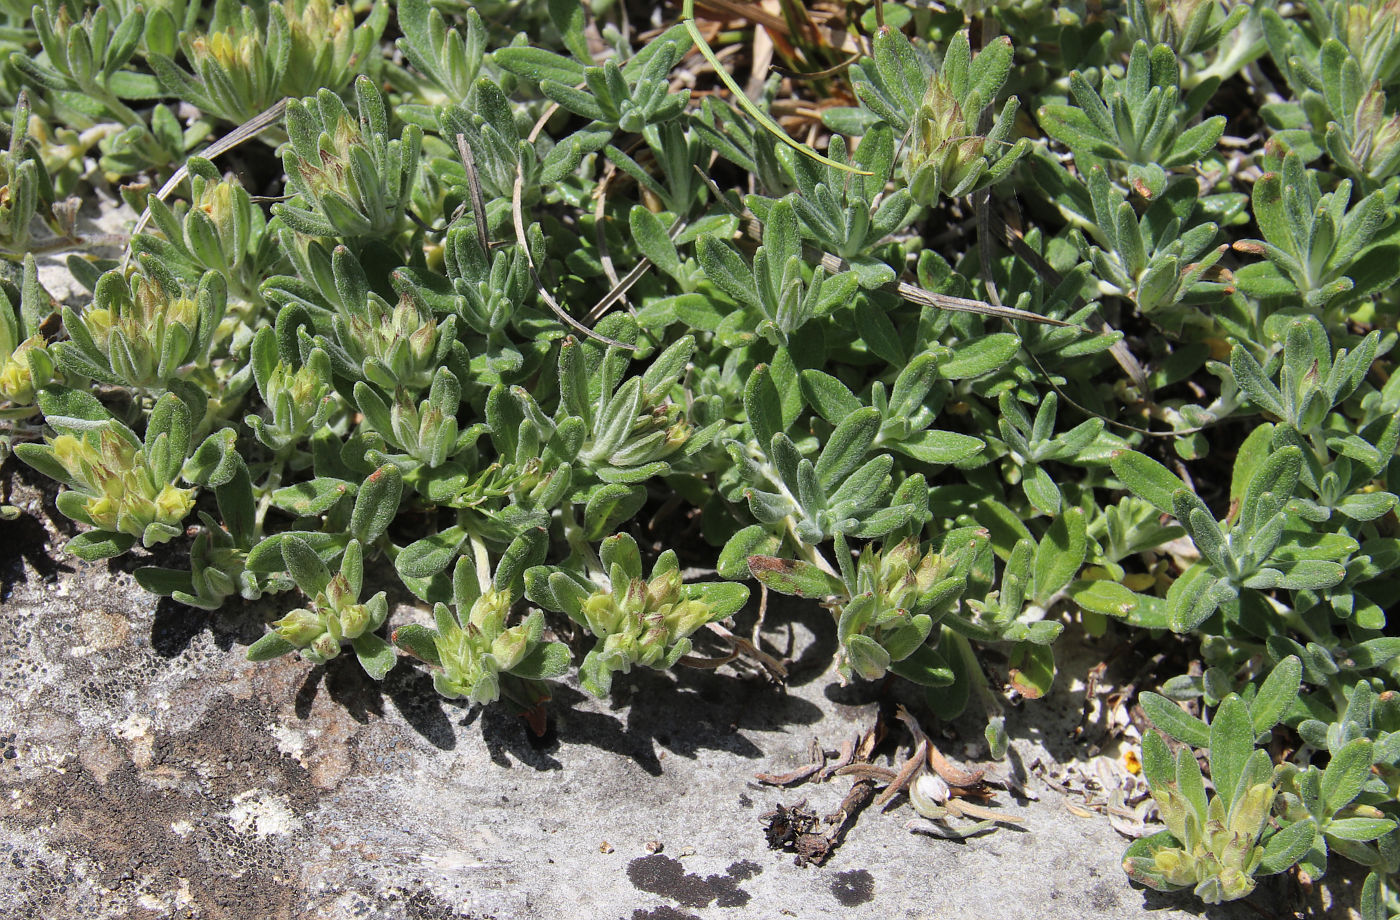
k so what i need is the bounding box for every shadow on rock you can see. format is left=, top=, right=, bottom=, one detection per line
left=0, top=510, right=68, bottom=600
left=383, top=664, right=461, bottom=751
left=469, top=702, right=563, bottom=770
left=292, top=656, right=387, bottom=725
left=150, top=594, right=267, bottom=657
left=482, top=665, right=826, bottom=776
left=288, top=651, right=463, bottom=751
left=730, top=593, right=839, bottom=688
left=1136, top=872, right=1295, bottom=919
left=617, top=665, right=822, bottom=757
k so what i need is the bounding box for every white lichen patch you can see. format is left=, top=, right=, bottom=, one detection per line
left=114, top=713, right=152, bottom=740
left=269, top=722, right=308, bottom=766
left=136, top=893, right=166, bottom=911
left=227, top=789, right=302, bottom=837
left=78, top=607, right=130, bottom=650
left=112, top=712, right=155, bottom=768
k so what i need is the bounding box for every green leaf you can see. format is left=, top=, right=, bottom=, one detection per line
left=1251, top=655, right=1302, bottom=735
left=697, top=234, right=758, bottom=311
left=548, top=0, right=590, bottom=61
left=1022, top=465, right=1062, bottom=515
left=1361, top=872, right=1386, bottom=920
left=1175, top=745, right=1208, bottom=828
left=690, top=581, right=749, bottom=619
left=1069, top=580, right=1170, bottom=628
left=745, top=364, right=784, bottom=446
left=887, top=352, right=939, bottom=418
left=763, top=197, right=801, bottom=278
left=281, top=534, right=332, bottom=597
left=891, top=430, right=985, bottom=464
left=496, top=528, right=547, bottom=595
left=1234, top=261, right=1299, bottom=298
left=1166, top=561, right=1233, bottom=632
left=629, top=206, right=681, bottom=278
left=1122, top=830, right=1185, bottom=891
left=1240, top=445, right=1302, bottom=535
left=540, top=79, right=607, bottom=121
left=846, top=633, right=892, bottom=679
left=847, top=256, right=897, bottom=290
left=1008, top=641, right=1055, bottom=700
left=1324, top=818, right=1396, bottom=843
left=512, top=641, right=571, bottom=680
left=1038, top=104, right=1117, bottom=156
left=1209, top=695, right=1252, bottom=810
left=1111, top=450, right=1185, bottom=515
left=828, top=454, right=893, bottom=509
left=10, top=443, right=68, bottom=490
left=392, top=623, right=442, bottom=666
left=270, top=478, right=353, bottom=516
left=747, top=555, right=846, bottom=597
left=1141, top=730, right=1173, bottom=791
left=1350, top=638, right=1400, bottom=669
left=1140, top=690, right=1210, bottom=747
left=583, top=482, right=646, bottom=540
left=134, top=566, right=194, bottom=598
left=888, top=641, right=955, bottom=686
left=1231, top=346, right=1286, bottom=418
left=925, top=629, right=972, bottom=719
left=350, top=464, right=403, bottom=545
left=1033, top=506, right=1087, bottom=604
left=1322, top=739, right=1374, bottom=814
left=1274, top=559, right=1346, bottom=590
left=494, top=46, right=588, bottom=84
left=816, top=408, right=880, bottom=491
left=938, top=333, right=1020, bottom=379
left=1260, top=819, right=1315, bottom=874
left=964, top=496, right=1032, bottom=559
left=38, top=384, right=111, bottom=429
left=600, top=532, right=642, bottom=582
left=799, top=369, right=861, bottom=423
left=183, top=428, right=244, bottom=487
left=352, top=633, right=398, bottom=680
left=396, top=526, right=468, bottom=579
left=247, top=632, right=297, bottom=661
left=1230, top=422, right=1275, bottom=506
left=65, top=530, right=136, bottom=561
left=716, top=524, right=781, bottom=579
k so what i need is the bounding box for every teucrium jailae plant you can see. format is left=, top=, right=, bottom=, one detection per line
left=839, top=26, right=1029, bottom=203
left=1125, top=683, right=1315, bottom=904
left=525, top=533, right=748, bottom=697
left=4, top=2, right=1400, bottom=910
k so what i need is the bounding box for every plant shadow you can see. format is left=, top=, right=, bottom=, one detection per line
left=149, top=592, right=271, bottom=657
left=0, top=509, right=68, bottom=601
left=0, top=458, right=75, bottom=600
left=472, top=661, right=825, bottom=776
left=1135, top=872, right=1301, bottom=920
left=728, top=589, right=839, bottom=688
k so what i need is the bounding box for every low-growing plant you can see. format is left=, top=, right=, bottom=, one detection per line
left=1, top=0, right=1398, bottom=912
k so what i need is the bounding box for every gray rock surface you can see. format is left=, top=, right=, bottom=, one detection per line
left=0, top=471, right=1318, bottom=920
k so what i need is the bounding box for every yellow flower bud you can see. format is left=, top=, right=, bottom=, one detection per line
left=309, top=633, right=342, bottom=662
left=82, top=308, right=114, bottom=353
left=338, top=602, right=371, bottom=637
left=582, top=592, right=619, bottom=636
left=154, top=484, right=197, bottom=523
left=275, top=608, right=325, bottom=646
left=491, top=627, right=529, bottom=671
left=0, top=335, right=47, bottom=405
left=469, top=586, right=512, bottom=636
left=84, top=493, right=120, bottom=531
